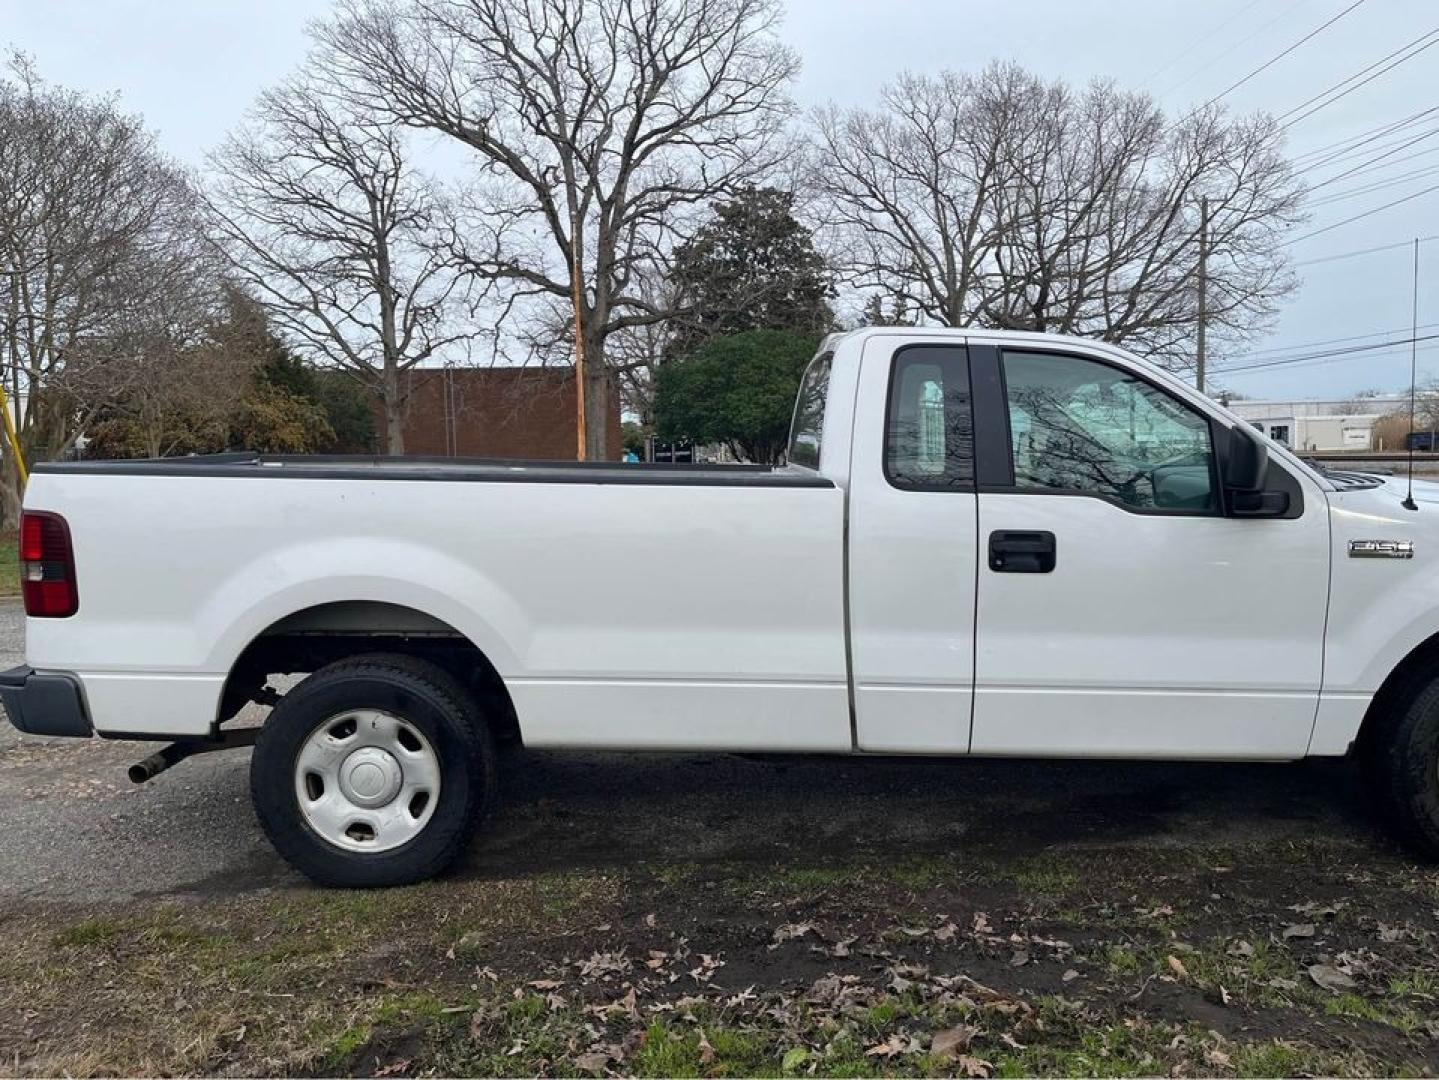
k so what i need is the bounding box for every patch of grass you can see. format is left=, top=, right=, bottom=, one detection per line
left=1007, top=862, right=1081, bottom=895
left=1387, top=971, right=1439, bottom=998
left=884, top=855, right=959, bottom=890
left=320, top=1022, right=373, bottom=1070
left=374, top=991, right=461, bottom=1027
left=862, top=998, right=905, bottom=1029
left=707, top=1028, right=775, bottom=1074
left=651, top=861, right=705, bottom=888
left=632, top=1022, right=704, bottom=1078
left=1099, top=943, right=1141, bottom=974
left=1324, top=992, right=1422, bottom=1034
left=507, top=992, right=549, bottom=1024
left=1230, top=1040, right=1315, bottom=1078
left=52, top=917, right=122, bottom=948
left=0, top=530, right=16, bottom=598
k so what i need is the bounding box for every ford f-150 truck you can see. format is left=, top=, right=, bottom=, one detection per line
left=4, top=327, right=1438, bottom=886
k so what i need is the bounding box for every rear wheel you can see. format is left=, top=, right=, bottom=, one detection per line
left=251, top=654, right=497, bottom=887
left=1363, top=672, right=1439, bottom=858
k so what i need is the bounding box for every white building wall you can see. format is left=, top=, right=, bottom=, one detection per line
left=1234, top=410, right=1380, bottom=451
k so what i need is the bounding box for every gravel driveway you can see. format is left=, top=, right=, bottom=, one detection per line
left=0, top=598, right=1388, bottom=907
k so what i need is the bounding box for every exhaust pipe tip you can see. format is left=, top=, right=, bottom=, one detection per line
left=128, top=756, right=166, bottom=784
left=127, top=730, right=258, bottom=785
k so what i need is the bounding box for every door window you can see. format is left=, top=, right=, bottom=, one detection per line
left=1002, top=351, right=1216, bottom=512
left=885, top=346, right=974, bottom=489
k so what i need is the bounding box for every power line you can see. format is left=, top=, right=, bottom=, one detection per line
left=1155, top=0, right=1310, bottom=99
left=1307, top=142, right=1439, bottom=191
left=1296, top=122, right=1439, bottom=181
left=1301, top=126, right=1439, bottom=192
left=1291, top=233, right=1439, bottom=266
left=1139, top=0, right=1270, bottom=89
left=1217, top=333, right=1439, bottom=374
left=1306, top=162, right=1439, bottom=207
left=1193, top=0, right=1368, bottom=111
left=1286, top=181, right=1439, bottom=245
left=1278, top=28, right=1439, bottom=129
left=1217, top=342, right=1439, bottom=379
left=1234, top=322, right=1439, bottom=359
left=1290, top=106, right=1439, bottom=169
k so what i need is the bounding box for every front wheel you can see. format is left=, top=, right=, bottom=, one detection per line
left=251, top=654, right=497, bottom=887
left=1363, top=673, right=1439, bottom=858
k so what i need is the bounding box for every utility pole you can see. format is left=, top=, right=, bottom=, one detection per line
left=569, top=204, right=587, bottom=461
left=1196, top=195, right=1208, bottom=395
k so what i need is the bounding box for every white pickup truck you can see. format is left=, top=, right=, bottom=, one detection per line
left=4, top=327, right=1437, bottom=886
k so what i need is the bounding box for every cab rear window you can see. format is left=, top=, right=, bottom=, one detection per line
left=787, top=352, right=832, bottom=469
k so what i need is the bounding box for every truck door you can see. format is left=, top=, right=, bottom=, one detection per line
left=969, top=343, right=1330, bottom=758
left=847, top=336, right=978, bottom=752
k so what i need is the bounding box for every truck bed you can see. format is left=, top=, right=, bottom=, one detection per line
left=32, top=453, right=833, bottom=488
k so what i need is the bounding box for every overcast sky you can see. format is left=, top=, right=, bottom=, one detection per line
left=4, top=0, right=1437, bottom=400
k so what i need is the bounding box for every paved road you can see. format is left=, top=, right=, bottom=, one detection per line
left=0, top=600, right=1393, bottom=906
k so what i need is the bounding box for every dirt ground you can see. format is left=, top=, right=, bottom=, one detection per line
left=5, top=749, right=1439, bottom=1077
left=4, top=599, right=1439, bottom=1074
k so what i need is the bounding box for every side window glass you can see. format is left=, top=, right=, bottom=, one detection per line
left=885, top=347, right=974, bottom=490
left=788, top=353, right=831, bottom=469
left=1001, top=351, right=1215, bottom=512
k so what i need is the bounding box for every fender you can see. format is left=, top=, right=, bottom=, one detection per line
left=205, top=536, right=528, bottom=682
left=1312, top=486, right=1439, bottom=754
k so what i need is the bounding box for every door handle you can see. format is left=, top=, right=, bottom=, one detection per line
left=988, top=530, right=1056, bottom=573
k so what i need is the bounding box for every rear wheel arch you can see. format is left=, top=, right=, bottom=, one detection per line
left=217, top=600, right=520, bottom=746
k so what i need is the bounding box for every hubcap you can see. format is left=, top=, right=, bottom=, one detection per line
left=339, top=746, right=403, bottom=807
left=293, top=709, right=441, bottom=853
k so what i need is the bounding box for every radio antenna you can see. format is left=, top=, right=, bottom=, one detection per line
left=1403, top=236, right=1420, bottom=511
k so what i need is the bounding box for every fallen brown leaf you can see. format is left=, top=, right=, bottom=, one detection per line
left=930, top=1025, right=978, bottom=1059
left=1307, top=963, right=1357, bottom=992
left=574, top=1050, right=611, bottom=1075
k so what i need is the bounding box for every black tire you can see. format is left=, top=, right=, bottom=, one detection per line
left=1363, top=672, right=1439, bottom=858
left=251, top=653, right=497, bottom=887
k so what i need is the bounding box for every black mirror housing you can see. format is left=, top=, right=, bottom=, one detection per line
left=1223, top=426, right=1289, bottom=517
left=1230, top=489, right=1290, bottom=517
left=1224, top=425, right=1269, bottom=492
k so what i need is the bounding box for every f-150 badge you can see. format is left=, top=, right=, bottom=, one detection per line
left=1349, top=539, right=1414, bottom=559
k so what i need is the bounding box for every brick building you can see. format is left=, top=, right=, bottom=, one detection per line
left=381, top=367, right=621, bottom=461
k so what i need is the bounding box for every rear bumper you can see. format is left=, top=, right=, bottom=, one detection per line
left=0, top=665, right=92, bottom=737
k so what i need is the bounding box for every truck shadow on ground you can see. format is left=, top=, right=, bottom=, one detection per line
left=465, top=750, right=1390, bottom=879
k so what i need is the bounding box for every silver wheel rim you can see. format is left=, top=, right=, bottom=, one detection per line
left=294, top=709, right=441, bottom=853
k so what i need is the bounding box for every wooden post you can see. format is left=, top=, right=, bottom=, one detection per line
left=569, top=206, right=587, bottom=461
left=0, top=387, right=26, bottom=489
left=1196, top=195, right=1208, bottom=395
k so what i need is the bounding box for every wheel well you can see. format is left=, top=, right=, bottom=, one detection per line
left=1354, top=630, right=1439, bottom=757
left=218, top=601, right=519, bottom=744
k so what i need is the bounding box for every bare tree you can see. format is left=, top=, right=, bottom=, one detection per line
left=81, top=264, right=251, bottom=459
left=207, top=73, right=467, bottom=454
left=812, top=62, right=1305, bottom=372
left=315, top=0, right=797, bottom=458
left=1336, top=388, right=1384, bottom=416
left=0, top=54, right=206, bottom=516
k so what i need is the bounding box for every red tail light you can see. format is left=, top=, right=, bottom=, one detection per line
left=20, top=511, right=78, bottom=618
